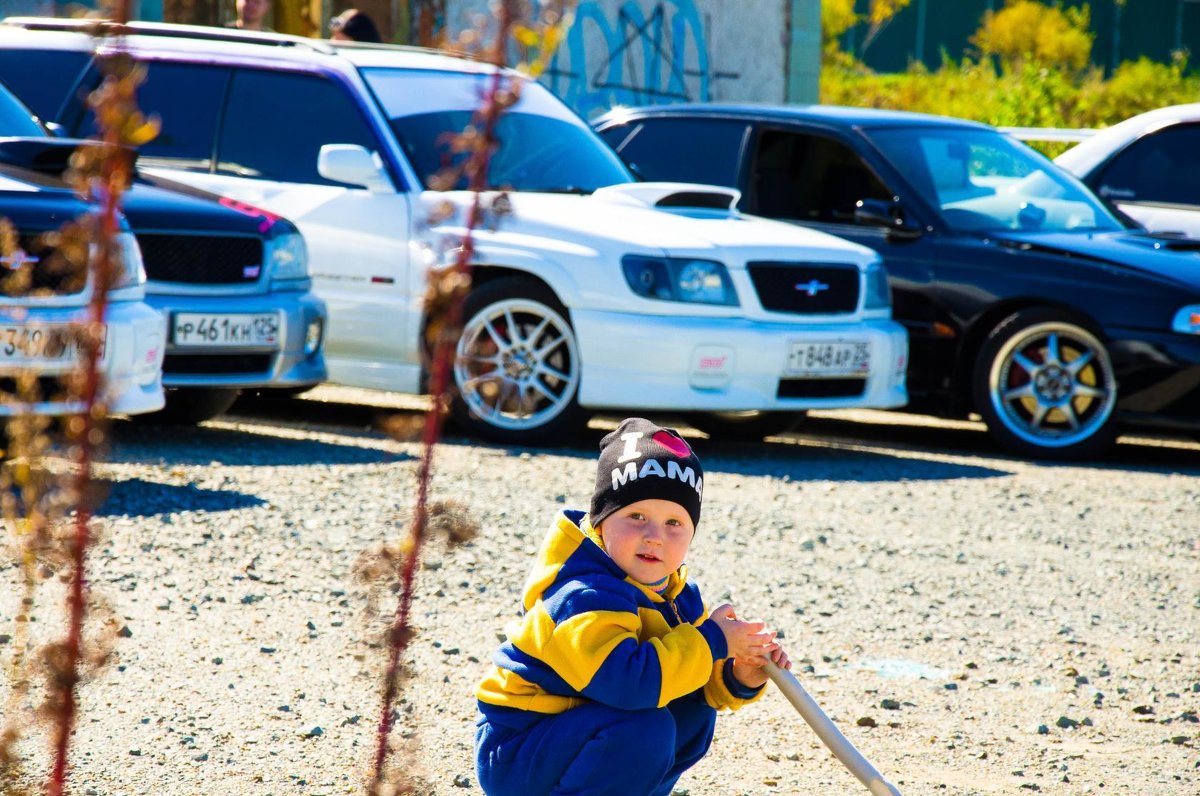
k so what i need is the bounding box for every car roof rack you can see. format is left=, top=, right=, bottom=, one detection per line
left=1, top=16, right=337, bottom=55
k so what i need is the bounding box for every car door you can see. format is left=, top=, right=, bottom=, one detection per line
left=738, top=125, right=944, bottom=401
left=198, top=67, right=415, bottom=391
left=1084, top=124, right=1200, bottom=239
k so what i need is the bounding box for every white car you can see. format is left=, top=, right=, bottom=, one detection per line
left=0, top=168, right=165, bottom=418
left=1055, top=103, right=1200, bottom=238
left=0, top=20, right=907, bottom=442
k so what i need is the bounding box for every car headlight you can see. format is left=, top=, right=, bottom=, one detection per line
left=862, top=263, right=891, bottom=310
left=621, top=255, right=738, bottom=306
left=1172, top=305, right=1200, bottom=334
left=108, top=231, right=146, bottom=290
left=266, top=231, right=308, bottom=282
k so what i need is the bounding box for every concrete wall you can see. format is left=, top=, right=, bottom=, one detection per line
left=446, top=0, right=819, bottom=118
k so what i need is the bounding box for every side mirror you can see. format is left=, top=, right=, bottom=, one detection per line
left=854, top=198, right=922, bottom=240
left=317, top=144, right=393, bottom=192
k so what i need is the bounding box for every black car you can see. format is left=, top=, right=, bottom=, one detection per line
left=594, top=104, right=1200, bottom=458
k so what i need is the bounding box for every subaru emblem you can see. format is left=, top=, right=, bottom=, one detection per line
left=795, top=279, right=830, bottom=297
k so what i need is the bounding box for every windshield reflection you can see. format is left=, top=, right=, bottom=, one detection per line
left=866, top=127, right=1122, bottom=234
left=362, top=68, right=632, bottom=193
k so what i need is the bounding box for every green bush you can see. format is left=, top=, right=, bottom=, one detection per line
left=821, top=0, right=1200, bottom=153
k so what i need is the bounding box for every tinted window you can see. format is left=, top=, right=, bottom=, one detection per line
left=603, top=118, right=747, bottom=188
left=0, top=49, right=90, bottom=122
left=748, top=129, right=892, bottom=223
left=78, top=62, right=229, bottom=171
left=218, top=69, right=379, bottom=186
left=1095, top=125, right=1200, bottom=208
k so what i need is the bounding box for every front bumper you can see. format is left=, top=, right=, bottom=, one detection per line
left=0, top=299, right=165, bottom=417
left=573, top=309, right=908, bottom=411
left=149, top=290, right=328, bottom=389
left=1110, top=327, right=1200, bottom=429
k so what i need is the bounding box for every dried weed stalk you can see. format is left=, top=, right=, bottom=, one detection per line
left=366, top=3, right=575, bottom=793
left=0, top=4, right=158, bottom=794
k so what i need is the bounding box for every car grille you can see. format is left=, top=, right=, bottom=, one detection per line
left=137, top=234, right=264, bottom=286
left=777, top=378, right=866, bottom=399
left=163, top=353, right=273, bottom=376
left=0, top=234, right=87, bottom=297
left=747, top=262, right=860, bottom=314
left=0, top=376, right=70, bottom=399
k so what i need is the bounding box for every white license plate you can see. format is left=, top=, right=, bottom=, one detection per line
left=173, top=313, right=280, bottom=347
left=0, top=324, right=99, bottom=367
left=786, top=341, right=870, bottom=376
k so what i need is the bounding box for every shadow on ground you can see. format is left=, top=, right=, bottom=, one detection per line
left=96, top=476, right=266, bottom=517
left=109, top=418, right=412, bottom=467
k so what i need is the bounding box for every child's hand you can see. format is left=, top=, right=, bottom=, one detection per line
left=732, top=645, right=792, bottom=690
left=708, top=604, right=778, bottom=664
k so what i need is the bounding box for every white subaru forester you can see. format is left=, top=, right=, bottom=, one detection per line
left=0, top=20, right=908, bottom=443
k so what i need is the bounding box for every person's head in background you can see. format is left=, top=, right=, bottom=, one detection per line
left=233, top=0, right=270, bottom=30
left=329, top=9, right=383, bottom=43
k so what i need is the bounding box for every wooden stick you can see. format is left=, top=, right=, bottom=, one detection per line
left=766, top=662, right=904, bottom=796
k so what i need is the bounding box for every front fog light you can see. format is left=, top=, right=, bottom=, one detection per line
left=304, top=318, right=323, bottom=355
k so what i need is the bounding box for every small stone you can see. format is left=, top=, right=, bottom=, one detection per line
left=1075, top=676, right=1090, bottom=686
left=1169, top=736, right=1189, bottom=745
left=302, top=726, right=323, bottom=738
left=765, top=753, right=780, bottom=761
left=857, top=716, right=877, bottom=727
left=212, top=657, right=223, bottom=665
left=0, top=634, right=11, bottom=645
left=881, top=699, right=901, bottom=710
left=260, top=647, right=276, bottom=654
left=1037, top=724, right=1049, bottom=735
left=1133, top=705, right=1155, bottom=715
left=1056, top=716, right=1079, bottom=729
left=117, top=626, right=133, bottom=639
left=193, top=753, right=208, bottom=762
left=453, top=774, right=471, bottom=788
left=129, top=749, right=142, bottom=756
left=943, top=683, right=958, bottom=691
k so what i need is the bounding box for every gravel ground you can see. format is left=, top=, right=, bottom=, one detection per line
left=1, top=387, right=1198, bottom=795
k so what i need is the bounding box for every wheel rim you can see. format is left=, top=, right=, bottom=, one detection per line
left=987, top=321, right=1117, bottom=449
left=454, top=298, right=580, bottom=432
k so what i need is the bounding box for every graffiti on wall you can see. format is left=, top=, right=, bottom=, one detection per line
left=547, top=0, right=739, bottom=118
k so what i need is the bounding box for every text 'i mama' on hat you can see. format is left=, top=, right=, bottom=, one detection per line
left=590, top=417, right=703, bottom=529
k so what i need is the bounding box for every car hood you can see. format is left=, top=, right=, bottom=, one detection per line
left=428, top=183, right=878, bottom=268
left=986, top=230, right=1200, bottom=287
left=0, top=137, right=288, bottom=237
left=123, top=175, right=290, bottom=237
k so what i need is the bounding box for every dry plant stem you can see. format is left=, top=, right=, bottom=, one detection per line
left=47, top=7, right=131, bottom=795
left=369, top=6, right=514, bottom=789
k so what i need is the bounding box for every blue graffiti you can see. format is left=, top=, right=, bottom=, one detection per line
left=547, top=1, right=722, bottom=118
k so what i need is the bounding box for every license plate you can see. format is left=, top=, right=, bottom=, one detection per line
left=786, top=341, right=870, bottom=376
left=0, top=324, right=100, bottom=367
left=173, top=312, right=280, bottom=347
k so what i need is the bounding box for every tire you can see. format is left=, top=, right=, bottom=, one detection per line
left=450, top=278, right=585, bottom=444
left=972, top=308, right=1118, bottom=459
left=135, top=387, right=241, bottom=425
left=683, top=411, right=805, bottom=441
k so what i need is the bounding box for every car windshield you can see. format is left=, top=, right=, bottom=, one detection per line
left=866, top=127, right=1123, bottom=233
left=361, top=68, right=632, bottom=193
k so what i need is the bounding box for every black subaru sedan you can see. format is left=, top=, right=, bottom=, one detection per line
left=595, top=105, right=1200, bottom=458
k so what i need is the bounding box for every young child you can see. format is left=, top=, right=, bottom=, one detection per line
left=475, top=417, right=791, bottom=796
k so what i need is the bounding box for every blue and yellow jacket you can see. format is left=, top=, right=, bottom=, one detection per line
left=476, top=509, right=763, bottom=718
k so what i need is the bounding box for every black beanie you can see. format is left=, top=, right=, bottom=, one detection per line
left=590, top=418, right=704, bottom=530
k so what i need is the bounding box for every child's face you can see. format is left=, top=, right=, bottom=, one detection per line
left=597, top=498, right=694, bottom=584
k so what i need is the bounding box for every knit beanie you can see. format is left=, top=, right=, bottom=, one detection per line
left=590, top=418, right=704, bottom=530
